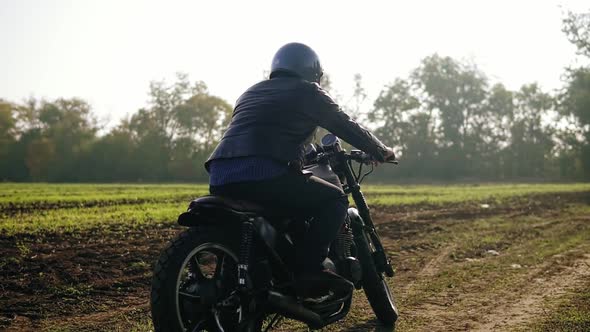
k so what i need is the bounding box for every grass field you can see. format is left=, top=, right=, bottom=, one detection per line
left=1, top=183, right=590, bottom=331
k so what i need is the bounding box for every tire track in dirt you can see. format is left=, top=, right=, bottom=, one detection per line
left=415, top=246, right=455, bottom=278
left=393, top=245, right=458, bottom=331
left=473, top=251, right=590, bottom=331
left=400, top=245, right=455, bottom=296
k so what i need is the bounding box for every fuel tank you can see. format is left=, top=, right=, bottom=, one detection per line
left=304, top=163, right=342, bottom=189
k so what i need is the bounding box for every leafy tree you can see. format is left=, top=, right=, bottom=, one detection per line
left=174, top=84, right=232, bottom=152
left=563, top=10, right=590, bottom=57
left=483, top=84, right=515, bottom=178
left=370, top=78, right=442, bottom=178
left=40, top=98, right=97, bottom=181
left=5, top=98, right=98, bottom=181
left=25, top=137, right=55, bottom=181
left=169, top=89, right=232, bottom=181
left=370, top=79, right=420, bottom=148
left=80, top=125, right=137, bottom=181
left=345, top=73, right=368, bottom=122
left=0, top=100, right=17, bottom=180
left=124, top=73, right=232, bottom=181
left=560, top=9, right=590, bottom=178
left=561, top=67, right=590, bottom=128
left=0, top=100, right=16, bottom=141
left=411, top=54, right=488, bottom=177
left=508, top=84, right=555, bottom=178
left=561, top=69, right=590, bottom=178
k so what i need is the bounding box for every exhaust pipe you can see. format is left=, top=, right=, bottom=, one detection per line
left=267, top=291, right=323, bottom=329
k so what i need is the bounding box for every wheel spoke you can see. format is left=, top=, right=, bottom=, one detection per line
left=214, top=252, right=226, bottom=278
left=190, top=318, right=208, bottom=332
left=179, top=291, right=208, bottom=323
left=178, top=291, right=201, bottom=301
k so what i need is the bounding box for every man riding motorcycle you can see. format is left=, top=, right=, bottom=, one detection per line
left=205, top=42, right=396, bottom=298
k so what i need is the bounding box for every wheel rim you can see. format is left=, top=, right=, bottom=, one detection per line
left=175, top=243, right=239, bottom=331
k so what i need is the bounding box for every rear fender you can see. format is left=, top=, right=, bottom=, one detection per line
left=178, top=205, right=288, bottom=252
left=177, top=204, right=250, bottom=227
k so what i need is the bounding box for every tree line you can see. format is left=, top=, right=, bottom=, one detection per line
left=0, top=74, right=232, bottom=182
left=0, top=11, right=588, bottom=182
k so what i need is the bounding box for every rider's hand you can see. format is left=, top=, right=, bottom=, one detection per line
left=372, top=147, right=396, bottom=166
left=384, top=147, right=396, bottom=162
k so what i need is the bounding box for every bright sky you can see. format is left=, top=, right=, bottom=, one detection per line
left=0, top=0, right=588, bottom=125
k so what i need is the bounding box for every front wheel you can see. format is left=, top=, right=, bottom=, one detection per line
left=150, top=227, right=262, bottom=332
left=356, top=230, right=399, bottom=326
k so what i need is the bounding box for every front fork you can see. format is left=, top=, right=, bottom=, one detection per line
left=336, top=150, right=394, bottom=277
left=349, top=207, right=395, bottom=277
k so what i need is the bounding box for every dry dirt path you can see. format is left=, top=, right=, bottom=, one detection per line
left=473, top=251, right=590, bottom=331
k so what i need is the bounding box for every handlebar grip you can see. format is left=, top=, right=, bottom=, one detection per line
left=348, top=150, right=398, bottom=165
left=374, top=153, right=398, bottom=165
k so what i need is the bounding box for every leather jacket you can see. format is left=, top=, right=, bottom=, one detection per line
left=205, top=76, right=389, bottom=170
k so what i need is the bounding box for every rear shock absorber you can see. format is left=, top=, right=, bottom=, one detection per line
left=238, top=220, right=254, bottom=289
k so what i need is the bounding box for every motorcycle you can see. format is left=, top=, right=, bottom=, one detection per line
left=150, top=133, right=399, bottom=331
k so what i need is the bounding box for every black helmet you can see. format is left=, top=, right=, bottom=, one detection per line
left=270, top=43, right=323, bottom=83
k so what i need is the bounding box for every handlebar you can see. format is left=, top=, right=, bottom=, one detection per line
left=349, top=150, right=398, bottom=165
left=305, top=144, right=398, bottom=166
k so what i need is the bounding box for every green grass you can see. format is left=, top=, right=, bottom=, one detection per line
left=0, top=202, right=186, bottom=234
left=0, top=183, right=209, bottom=206
left=2, top=183, right=589, bottom=207
left=363, top=183, right=590, bottom=205
left=1, top=183, right=589, bottom=235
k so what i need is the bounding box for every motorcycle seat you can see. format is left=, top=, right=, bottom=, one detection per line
left=178, top=195, right=292, bottom=228
left=188, top=195, right=267, bottom=215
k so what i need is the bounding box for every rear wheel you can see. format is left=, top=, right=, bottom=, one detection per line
left=150, top=227, right=263, bottom=332
left=356, top=229, right=399, bottom=326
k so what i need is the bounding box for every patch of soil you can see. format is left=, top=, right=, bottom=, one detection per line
left=0, top=225, right=181, bottom=331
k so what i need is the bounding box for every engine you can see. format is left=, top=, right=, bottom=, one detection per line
left=332, top=216, right=354, bottom=259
